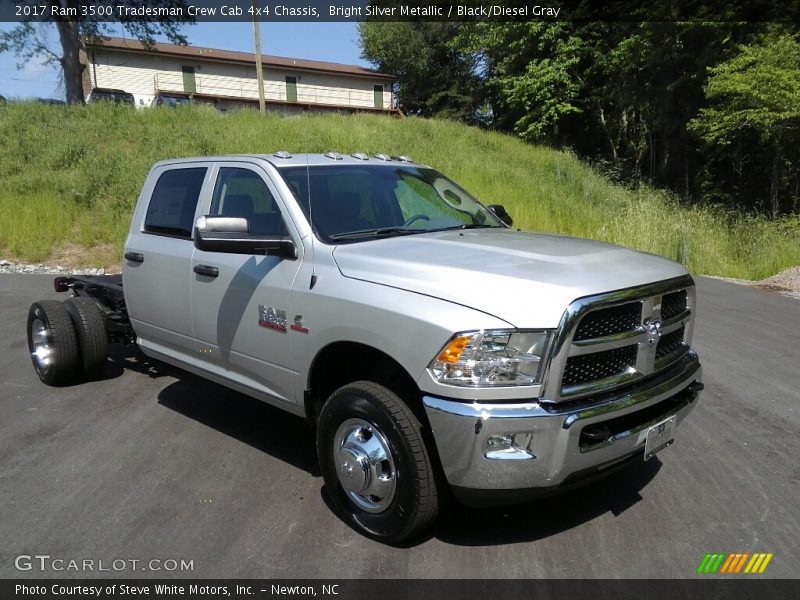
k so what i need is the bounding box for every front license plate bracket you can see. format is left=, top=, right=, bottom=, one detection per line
left=644, top=415, right=677, bottom=460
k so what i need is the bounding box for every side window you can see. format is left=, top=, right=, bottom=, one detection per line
left=210, top=168, right=287, bottom=236
left=144, top=167, right=207, bottom=238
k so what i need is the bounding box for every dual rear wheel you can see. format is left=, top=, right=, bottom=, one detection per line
left=27, top=297, right=108, bottom=386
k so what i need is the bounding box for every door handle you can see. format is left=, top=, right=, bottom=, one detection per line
left=193, top=264, right=219, bottom=278
left=124, top=251, right=144, bottom=263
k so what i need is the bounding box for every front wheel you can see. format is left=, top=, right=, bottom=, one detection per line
left=316, top=381, right=440, bottom=544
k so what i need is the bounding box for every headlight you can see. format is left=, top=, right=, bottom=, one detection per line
left=429, top=330, right=551, bottom=387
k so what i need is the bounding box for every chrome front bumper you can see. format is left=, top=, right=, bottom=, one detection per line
left=423, top=352, right=702, bottom=505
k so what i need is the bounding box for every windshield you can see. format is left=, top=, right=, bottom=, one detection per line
left=278, top=164, right=504, bottom=243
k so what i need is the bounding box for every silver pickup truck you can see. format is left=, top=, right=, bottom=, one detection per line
left=27, top=152, right=703, bottom=543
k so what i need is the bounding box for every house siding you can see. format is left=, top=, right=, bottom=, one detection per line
left=90, top=49, right=393, bottom=111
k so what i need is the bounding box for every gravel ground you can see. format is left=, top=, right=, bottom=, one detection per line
left=702, top=266, right=800, bottom=301
left=761, top=266, right=800, bottom=292
left=0, top=259, right=111, bottom=276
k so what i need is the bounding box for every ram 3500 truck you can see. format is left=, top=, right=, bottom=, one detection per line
left=27, top=153, right=703, bottom=543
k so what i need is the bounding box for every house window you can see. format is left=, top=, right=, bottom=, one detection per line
left=285, top=76, right=297, bottom=102
left=374, top=84, right=384, bottom=109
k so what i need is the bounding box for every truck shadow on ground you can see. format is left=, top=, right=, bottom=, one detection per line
left=430, top=457, right=662, bottom=546
left=98, top=343, right=177, bottom=380
left=95, top=344, right=320, bottom=476
left=317, top=455, right=661, bottom=547
left=155, top=372, right=320, bottom=478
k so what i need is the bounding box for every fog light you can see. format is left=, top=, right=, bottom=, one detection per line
left=487, top=434, right=513, bottom=449
left=485, top=433, right=536, bottom=460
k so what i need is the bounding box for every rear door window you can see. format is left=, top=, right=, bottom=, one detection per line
left=144, top=167, right=207, bottom=238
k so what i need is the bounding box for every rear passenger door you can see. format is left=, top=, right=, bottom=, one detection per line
left=189, top=163, right=302, bottom=405
left=123, top=164, right=211, bottom=360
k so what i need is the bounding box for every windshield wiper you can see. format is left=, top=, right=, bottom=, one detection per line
left=331, top=223, right=499, bottom=241
left=424, top=223, right=499, bottom=234
left=330, top=227, right=421, bottom=241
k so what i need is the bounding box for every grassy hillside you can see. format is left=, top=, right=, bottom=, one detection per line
left=1, top=102, right=798, bottom=278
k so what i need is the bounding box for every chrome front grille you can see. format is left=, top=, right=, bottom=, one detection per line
left=541, top=276, right=696, bottom=401
left=573, top=302, right=641, bottom=341
left=661, top=290, right=688, bottom=321
left=562, top=345, right=638, bottom=387
left=656, top=325, right=686, bottom=361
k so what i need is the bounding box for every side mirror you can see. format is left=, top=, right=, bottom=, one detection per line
left=487, top=205, right=513, bottom=227
left=194, top=216, right=297, bottom=259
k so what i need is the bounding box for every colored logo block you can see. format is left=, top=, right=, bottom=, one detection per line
left=696, top=553, right=774, bottom=574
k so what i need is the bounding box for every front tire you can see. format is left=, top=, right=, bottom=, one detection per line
left=317, top=381, right=439, bottom=544
left=27, top=300, right=80, bottom=386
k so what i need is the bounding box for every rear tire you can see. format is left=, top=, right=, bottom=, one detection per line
left=63, top=296, right=109, bottom=380
left=317, top=381, right=439, bottom=544
left=27, top=300, right=80, bottom=386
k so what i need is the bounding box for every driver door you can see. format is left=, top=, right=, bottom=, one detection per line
left=189, top=163, right=302, bottom=405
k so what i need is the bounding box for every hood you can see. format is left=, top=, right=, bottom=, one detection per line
left=332, top=229, right=688, bottom=327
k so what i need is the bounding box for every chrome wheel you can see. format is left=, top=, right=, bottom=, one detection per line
left=30, top=318, right=52, bottom=373
left=333, top=418, right=397, bottom=513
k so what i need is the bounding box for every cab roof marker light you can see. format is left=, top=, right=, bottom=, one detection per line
left=352, top=153, right=370, bottom=161
left=324, top=152, right=343, bottom=160
left=375, top=154, right=392, bottom=161
left=273, top=151, right=292, bottom=159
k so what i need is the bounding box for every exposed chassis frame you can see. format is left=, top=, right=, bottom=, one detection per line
left=53, top=274, right=135, bottom=344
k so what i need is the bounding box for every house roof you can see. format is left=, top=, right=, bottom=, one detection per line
left=85, top=36, right=395, bottom=81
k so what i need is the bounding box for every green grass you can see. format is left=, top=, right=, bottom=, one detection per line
left=1, top=101, right=798, bottom=278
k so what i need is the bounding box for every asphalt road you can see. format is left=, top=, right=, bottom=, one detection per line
left=1, top=274, right=798, bottom=579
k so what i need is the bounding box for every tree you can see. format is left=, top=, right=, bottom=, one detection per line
left=363, top=17, right=797, bottom=215
left=573, top=22, right=748, bottom=192
left=689, top=34, right=800, bottom=215
left=0, top=1, right=191, bottom=104
left=456, top=20, right=772, bottom=202
left=359, top=21, right=482, bottom=121
left=456, top=22, right=585, bottom=142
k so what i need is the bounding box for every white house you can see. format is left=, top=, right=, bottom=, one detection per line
left=83, top=36, right=397, bottom=114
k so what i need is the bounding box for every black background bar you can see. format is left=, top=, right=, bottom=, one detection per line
left=3, top=579, right=800, bottom=600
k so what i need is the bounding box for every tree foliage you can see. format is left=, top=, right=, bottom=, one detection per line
left=689, top=34, right=800, bottom=215
left=456, top=22, right=759, bottom=193
left=358, top=21, right=482, bottom=121
left=456, top=22, right=584, bottom=141
left=0, top=1, right=191, bottom=104
left=360, top=20, right=800, bottom=215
